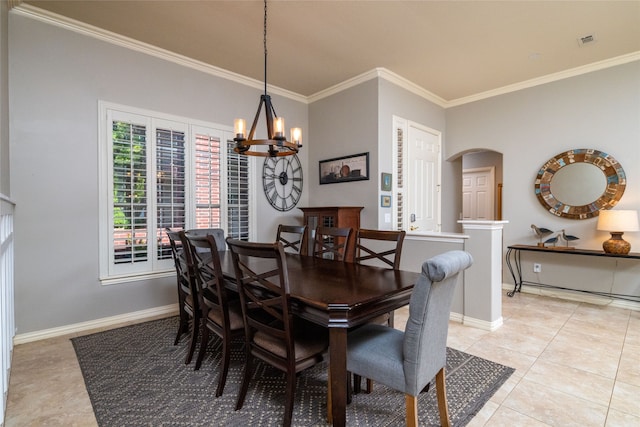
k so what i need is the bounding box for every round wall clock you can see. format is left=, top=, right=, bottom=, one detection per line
left=262, top=154, right=303, bottom=211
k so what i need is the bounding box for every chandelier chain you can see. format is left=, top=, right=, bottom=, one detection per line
left=263, top=0, right=268, bottom=97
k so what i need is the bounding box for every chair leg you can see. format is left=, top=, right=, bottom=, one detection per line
left=185, top=315, right=199, bottom=365
left=174, top=305, right=189, bottom=345
left=405, top=394, right=419, bottom=427
left=353, top=373, right=362, bottom=394
left=327, top=370, right=333, bottom=424
left=194, top=322, right=209, bottom=370
left=436, top=367, right=451, bottom=427
left=283, top=368, right=297, bottom=427
left=215, top=336, right=231, bottom=398
left=235, top=353, right=253, bottom=411
left=366, top=378, right=373, bottom=393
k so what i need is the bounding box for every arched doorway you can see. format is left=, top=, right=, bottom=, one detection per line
left=462, top=150, right=503, bottom=220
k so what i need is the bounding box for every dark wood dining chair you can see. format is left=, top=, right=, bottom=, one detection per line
left=183, top=232, right=244, bottom=396
left=355, top=229, right=406, bottom=269
left=170, top=228, right=226, bottom=366
left=276, top=224, right=307, bottom=254
left=226, top=238, right=329, bottom=427
left=312, top=226, right=353, bottom=261
left=347, top=250, right=474, bottom=427
left=165, top=228, right=190, bottom=346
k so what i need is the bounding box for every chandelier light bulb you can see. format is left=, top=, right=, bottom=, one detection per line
left=234, top=118, right=246, bottom=140
left=290, top=127, right=302, bottom=146
left=274, top=117, right=285, bottom=138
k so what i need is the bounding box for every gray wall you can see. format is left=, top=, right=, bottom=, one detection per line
left=9, top=14, right=308, bottom=333
left=307, top=77, right=456, bottom=232
left=377, top=79, right=461, bottom=231
left=447, top=61, right=640, bottom=292
left=0, top=1, right=8, bottom=196
left=308, top=79, right=379, bottom=227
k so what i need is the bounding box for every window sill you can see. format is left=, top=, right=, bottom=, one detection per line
left=100, top=270, right=174, bottom=286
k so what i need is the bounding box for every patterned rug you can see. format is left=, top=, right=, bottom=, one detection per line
left=72, top=317, right=513, bottom=426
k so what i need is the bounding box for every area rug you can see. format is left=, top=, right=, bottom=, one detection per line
left=72, top=317, right=513, bottom=426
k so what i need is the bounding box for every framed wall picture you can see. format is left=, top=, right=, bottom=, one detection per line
left=319, top=152, right=369, bottom=185
left=381, top=195, right=391, bottom=207
left=381, top=173, right=392, bottom=191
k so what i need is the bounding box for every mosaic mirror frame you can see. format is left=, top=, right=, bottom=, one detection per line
left=534, top=148, right=626, bottom=220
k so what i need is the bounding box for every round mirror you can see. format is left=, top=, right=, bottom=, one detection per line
left=551, top=162, right=606, bottom=206
left=534, top=149, right=626, bottom=219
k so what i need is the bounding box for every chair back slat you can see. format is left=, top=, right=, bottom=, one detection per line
left=355, top=229, right=406, bottom=269
left=276, top=224, right=307, bottom=254
left=313, top=226, right=353, bottom=261
left=166, top=228, right=190, bottom=293
left=183, top=233, right=231, bottom=324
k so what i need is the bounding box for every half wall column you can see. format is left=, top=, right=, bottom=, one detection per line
left=459, top=220, right=508, bottom=331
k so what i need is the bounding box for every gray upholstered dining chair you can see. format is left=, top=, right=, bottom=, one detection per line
left=185, top=228, right=226, bottom=251
left=346, top=250, right=473, bottom=427
left=352, top=228, right=407, bottom=393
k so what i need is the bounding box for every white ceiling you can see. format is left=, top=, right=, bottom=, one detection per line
left=20, top=0, right=640, bottom=103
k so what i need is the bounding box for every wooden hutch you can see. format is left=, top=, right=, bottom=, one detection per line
left=298, top=206, right=363, bottom=261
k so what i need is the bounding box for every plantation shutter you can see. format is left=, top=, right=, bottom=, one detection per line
left=155, top=127, right=186, bottom=260
left=193, top=131, right=222, bottom=229
left=227, top=140, right=250, bottom=240
left=112, top=119, right=149, bottom=267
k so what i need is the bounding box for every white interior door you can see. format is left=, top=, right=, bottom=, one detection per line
left=462, top=167, right=495, bottom=220
left=407, top=124, right=441, bottom=232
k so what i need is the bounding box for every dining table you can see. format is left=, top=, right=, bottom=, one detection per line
left=218, top=251, right=421, bottom=427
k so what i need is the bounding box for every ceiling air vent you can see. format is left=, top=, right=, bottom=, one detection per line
left=577, top=34, right=597, bottom=47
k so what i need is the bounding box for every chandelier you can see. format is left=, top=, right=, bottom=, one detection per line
left=233, top=0, right=302, bottom=157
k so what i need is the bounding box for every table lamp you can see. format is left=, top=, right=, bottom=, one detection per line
left=596, top=209, right=639, bottom=255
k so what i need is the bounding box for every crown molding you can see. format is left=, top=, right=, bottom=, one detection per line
left=12, top=4, right=640, bottom=109
left=7, top=0, right=22, bottom=10
left=307, top=67, right=448, bottom=107
left=11, top=4, right=307, bottom=104
left=306, top=69, right=379, bottom=104
left=376, top=68, right=449, bottom=107
left=446, top=51, right=640, bottom=108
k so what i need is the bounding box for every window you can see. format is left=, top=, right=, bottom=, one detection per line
left=99, top=102, right=251, bottom=283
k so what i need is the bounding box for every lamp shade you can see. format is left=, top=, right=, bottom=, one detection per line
left=596, top=210, right=639, bottom=232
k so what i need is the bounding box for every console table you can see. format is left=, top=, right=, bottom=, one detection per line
left=506, top=244, right=640, bottom=302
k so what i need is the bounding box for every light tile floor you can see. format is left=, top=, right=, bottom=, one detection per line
left=4, top=292, right=640, bottom=426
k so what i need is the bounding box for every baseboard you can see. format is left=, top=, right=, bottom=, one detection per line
left=449, top=312, right=464, bottom=323
left=463, top=315, right=503, bottom=331
left=13, top=304, right=179, bottom=345
left=449, top=311, right=502, bottom=331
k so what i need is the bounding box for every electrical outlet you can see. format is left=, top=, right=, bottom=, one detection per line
left=533, top=263, right=542, bottom=273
